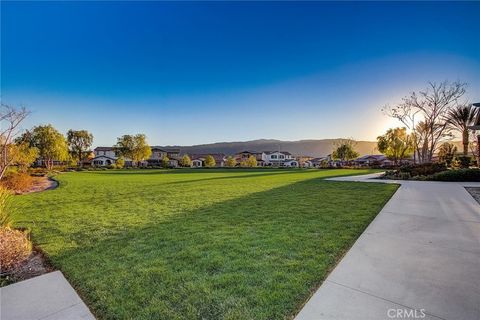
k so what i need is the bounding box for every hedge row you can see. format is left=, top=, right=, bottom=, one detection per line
left=429, top=169, right=480, bottom=182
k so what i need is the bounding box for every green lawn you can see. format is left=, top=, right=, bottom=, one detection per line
left=13, top=169, right=397, bottom=320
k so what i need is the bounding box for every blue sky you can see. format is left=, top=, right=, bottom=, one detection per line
left=2, top=1, right=479, bottom=146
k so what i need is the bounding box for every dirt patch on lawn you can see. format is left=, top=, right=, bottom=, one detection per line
left=16, top=176, right=58, bottom=195
left=466, top=187, right=480, bottom=205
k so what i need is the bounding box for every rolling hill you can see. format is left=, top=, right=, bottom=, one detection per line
left=164, top=139, right=380, bottom=157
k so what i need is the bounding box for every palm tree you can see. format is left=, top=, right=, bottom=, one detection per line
left=446, top=104, right=478, bottom=156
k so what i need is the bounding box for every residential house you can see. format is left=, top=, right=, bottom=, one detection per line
left=235, top=151, right=266, bottom=166
left=234, top=150, right=300, bottom=167
left=93, top=146, right=180, bottom=167
left=304, top=157, right=327, bottom=168
left=296, top=156, right=314, bottom=167
left=304, top=154, right=338, bottom=168
left=92, top=147, right=118, bottom=166
left=263, top=151, right=299, bottom=167
left=190, top=154, right=226, bottom=167
left=148, top=147, right=181, bottom=167
left=354, top=155, right=394, bottom=167
left=92, top=145, right=302, bottom=168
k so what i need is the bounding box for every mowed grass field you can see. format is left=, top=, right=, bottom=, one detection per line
left=13, top=169, right=397, bottom=320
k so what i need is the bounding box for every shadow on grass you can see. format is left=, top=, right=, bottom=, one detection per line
left=165, top=170, right=317, bottom=185
left=49, top=177, right=398, bottom=320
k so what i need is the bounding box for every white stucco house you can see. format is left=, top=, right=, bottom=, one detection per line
left=283, top=159, right=299, bottom=167
left=92, top=147, right=118, bottom=166
left=192, top=159, right=203, bottom=167
left=233, top=150, right=299, bottom=167
left=92, top=147, right=139, bottom=166
left=263, top=151, right=298, bottom=167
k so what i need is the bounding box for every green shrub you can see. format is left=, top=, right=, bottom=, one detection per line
left=456, top=156, right=471, bottom=169
left=410, top=175, right=428, bottom=181
left=383, top=163, right=447, bottom=180
left=383, top=171, right=411, bottom=180
left=429, top=169, right=480, bottom=182
left=399, top=163, right=447, bottom=176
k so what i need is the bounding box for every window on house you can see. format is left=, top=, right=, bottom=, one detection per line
left=271, top=155, right=277, bottom=159
left=279, top=155, right=285, bottom=159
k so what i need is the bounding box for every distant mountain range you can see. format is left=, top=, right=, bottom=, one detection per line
left=164, top=139, right=381, bottom=157
left=163, top=139, right=464, bottom=157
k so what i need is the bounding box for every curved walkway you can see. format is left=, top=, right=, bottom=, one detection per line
left=295, top=173, right=480, bottom=320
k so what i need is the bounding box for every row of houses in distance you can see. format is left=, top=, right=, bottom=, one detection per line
left=92, top=146, right=399, bottom=168
left=92, top=147, right=301, bottom=167
left=305, top=154, right=415, bottom=167
left=93, top=146, right=182, bottom=167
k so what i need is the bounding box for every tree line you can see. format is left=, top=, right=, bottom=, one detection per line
left=0, top=106, right=262, bottom=178
left=0, top=105, right=151, bottom=177
left=295, top=81, right=478, bottom=167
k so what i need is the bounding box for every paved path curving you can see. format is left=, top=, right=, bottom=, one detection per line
left=0, top=271, right=95, bottom=320
left=295, top=173, right=480, bottom=320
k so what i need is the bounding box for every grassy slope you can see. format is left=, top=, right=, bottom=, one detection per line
left=13, top=169, right=397, bottom=320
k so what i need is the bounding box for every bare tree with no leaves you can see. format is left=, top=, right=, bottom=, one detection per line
left=382, top=81, right=467, bottom=163
left=0, top=104, right=30, bottom=179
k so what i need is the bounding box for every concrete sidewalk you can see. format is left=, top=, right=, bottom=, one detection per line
left=0, top=271, right=95, bottom=320
left=295, top=174, right=480, bottom=320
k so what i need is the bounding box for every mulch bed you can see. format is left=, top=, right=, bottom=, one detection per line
left=0, top=178, right=58, bottom=287
left=0, top=245, right=54, bottom=287
left=15, top=176, right=58, bottom=195
left=465, top=187, right=480, bottom=205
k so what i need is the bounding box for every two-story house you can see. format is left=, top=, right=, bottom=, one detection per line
left=148, top=147, right=181, bottom=167
left=263, top=151, right=298, bottom=167
left=92, top=146, right=181, bottom=167
left=92, top=147, right=118, bottom=166
left=234, top=151, right=266, bottom=166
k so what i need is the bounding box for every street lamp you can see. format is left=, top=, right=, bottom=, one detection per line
left=468, top=102, right=480, bottom=166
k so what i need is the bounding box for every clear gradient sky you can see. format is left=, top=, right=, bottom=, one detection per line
left=2, top=1, right=479, bottom=147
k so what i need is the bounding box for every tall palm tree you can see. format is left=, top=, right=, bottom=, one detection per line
left=446, top=104, right=478, bottom=156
